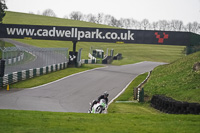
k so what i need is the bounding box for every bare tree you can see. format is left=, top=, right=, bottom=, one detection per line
left=86, top=14, right=96, bottom=23
left=109, top=16, right=122, bottom=27
left=0, top=0, right=7, bottom=23
left=110, top=16, right=117, bottom=26
left=120, top=18, right=135, bottom=29
left=96, top=13, right=104, bottom=24
left=103, top=14, right=113, bottom=25
left=135, top=20, right=142, bottom=30
left=191, top=22, right=199, bottom=33
left=130, top=19, right=137, bottom=29
left=119, top=18, right=128, bottom=29
left=198, top=24, right=200, bottom=34
left=166, top=21, right=172, bottom=31
left=141, top=19, right=150, bottom=30
left=42, top=9, right=56, bottom=17
left=69, top=11, right=83, bottom=21
left=186, top=22, right=193, bottom=32
left=152, top=22, right=159, bottom=30
left=177, top=21, right=184, bottom=31
left=171, top=20, right=183, bottom=31
left=158, top=20, right=168, bottom=30
left=63, top=10, right=200, bottom=34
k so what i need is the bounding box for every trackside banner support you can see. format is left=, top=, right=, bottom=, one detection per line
left=73, top=41, right=77, bottom=54
left=70, top=41, right=78, bottom=66
left=1, top=23, right=200, bottom=46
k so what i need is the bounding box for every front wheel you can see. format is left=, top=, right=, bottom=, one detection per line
left=96, top=106, right=103, bottom=113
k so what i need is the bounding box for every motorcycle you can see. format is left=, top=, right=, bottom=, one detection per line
left=88, top=99, right=107, bottom=113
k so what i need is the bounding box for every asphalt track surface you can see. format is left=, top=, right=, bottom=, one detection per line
left=0, top=61, right=165, bottom=113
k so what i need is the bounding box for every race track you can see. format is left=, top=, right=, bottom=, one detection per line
left=0, top=61, right=165, bottom=113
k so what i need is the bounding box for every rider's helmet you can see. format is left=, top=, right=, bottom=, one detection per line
left=104, top=91, right=109, bottom=97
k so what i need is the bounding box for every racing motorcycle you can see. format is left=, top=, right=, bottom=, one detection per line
left=88, top=99, right=107, bottom=114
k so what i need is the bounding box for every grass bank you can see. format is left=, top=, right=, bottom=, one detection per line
left=0, top=109, right=199, bottom=133
left=144, top=51, right=200, bottom=103
left=3, top=11, right=113, bottom=28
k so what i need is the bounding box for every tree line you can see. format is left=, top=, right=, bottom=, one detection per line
left=41, top=9, right=200, bottom=34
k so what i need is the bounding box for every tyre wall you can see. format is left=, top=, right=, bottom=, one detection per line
left=151, top=95, right=200, bottom=114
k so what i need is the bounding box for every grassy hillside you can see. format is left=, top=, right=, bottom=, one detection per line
left=144, top=51, right=200, bottom=103
left=3, top=11, right=113, bottom=28
left=0, top=109, right=199, bottom=133
left=3, top=11, right=185, bottom=64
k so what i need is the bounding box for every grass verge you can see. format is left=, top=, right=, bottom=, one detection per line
left=0, top=109, right=199, bottom=133
left=144, top=51, right=200, bottom=103
left=108, top=72, right=160, bottom=114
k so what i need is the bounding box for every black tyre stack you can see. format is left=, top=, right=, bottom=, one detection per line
left=151, top=95, right=200, bottom=114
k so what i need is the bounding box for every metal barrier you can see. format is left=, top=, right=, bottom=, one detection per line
left=1, top=46, right=68, bottom=74
left=0, top=62, right=68, bottom=87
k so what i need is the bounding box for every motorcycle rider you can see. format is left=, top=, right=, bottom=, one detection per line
left=89, top=91, right=109, bottom=112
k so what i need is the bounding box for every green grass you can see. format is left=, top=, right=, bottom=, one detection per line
left=0, top=109, right=199, bottom=133
left=144, top=51, right=200, bottom=103
left=13, top=39, right=185, bottom=65
left=108, top=72, right=160, bottom=114
left=0, top=40, right=15, bottom=47
left=0, top=40, right=15, bottom=58
left=3, top=11, right=114, bottom=28
left=115, top=72, right=148, bottom=101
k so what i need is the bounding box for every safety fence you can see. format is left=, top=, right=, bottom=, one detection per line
left=134, top=71, right=151, bottom=102
left=81, top=59, right=96, bottom=64
left=1, top=46, right=68, bottom=75
left=151, top=95, right=200, bottom=114
left=81, top=53, right=100, bottom=64
left=0, top=62, right=68, bottom=87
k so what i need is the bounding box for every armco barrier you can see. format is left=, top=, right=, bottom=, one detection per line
left=81, top=59, right=97, bottom=64
left=4, top=53, right=25, bottom=65
left=151, top=95, right=200, bottom=114
left=102, top=56, right=113, bottom=64
left=134, top=71, right=151, bottom=101
left=81, top=53, right=99, bottom=64
left=113, top=53, right=122, bottom=60
left=0, top=62, right=68, bottom=87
